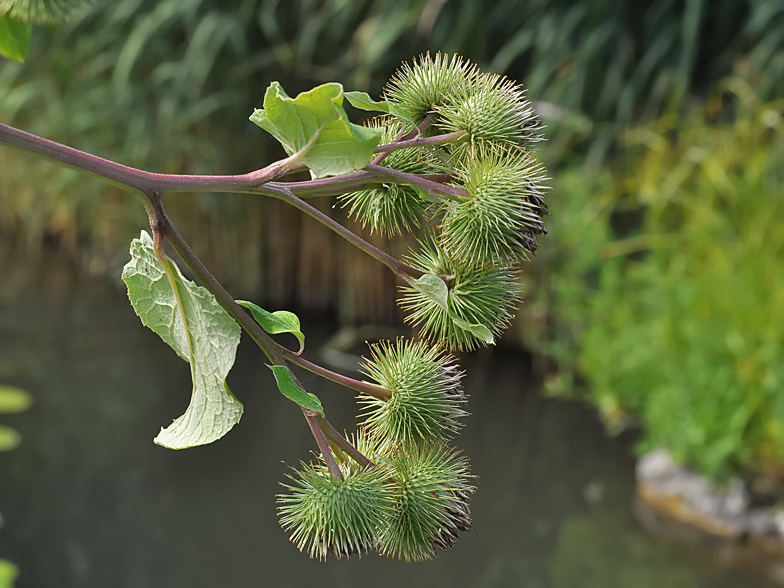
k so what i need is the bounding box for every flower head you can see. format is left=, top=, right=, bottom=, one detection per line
left=360, top=339, right=467, bottom=444
left=379, top=441, right=474, bottom=562
left=278, top=439, right=396, bottom=560
left=399, top=236, right=521, bottom=351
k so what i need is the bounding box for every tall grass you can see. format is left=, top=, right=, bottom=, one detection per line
left=1, top=0, right=784, bottom=318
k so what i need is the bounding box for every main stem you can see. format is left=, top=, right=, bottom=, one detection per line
left=0, top=121, right=395, bottom=478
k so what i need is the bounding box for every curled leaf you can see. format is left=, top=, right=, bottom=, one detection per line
left=237, top=300, right=305, bottom=354
left=250, top=82, right=381, bottom=178
left=450, top=316, right=494, bottom=345
left=122, top=231, right=243, bottom=449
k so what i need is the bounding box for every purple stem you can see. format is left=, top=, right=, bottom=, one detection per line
left=261, top=183, right=426, bottom=280
left=374, top=130, right=466, bottom=154
left=282, top=348, right=391, bottom=400
left=305, top=411, right=344, bottom=481
left=316, top=417, right=375, bottom=469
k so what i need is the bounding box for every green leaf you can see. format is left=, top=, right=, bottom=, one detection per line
left=0, top=15, right=31, bottom=63
left=122, top=231, right=243, bottom=449
left=0, top=386, right=32, bottom=413
left=268, top=365, right=324, bottom=415
left=412, top=273, right=449, bottom=312
left=0, top=559, right=19, bottom=588
left=344, top=91, right=417, bottom=127
left=250, top=81, right=382, bottom=178
left=450, top=315, right=495, bottom=345
left=0, top=425, right=21, bottom=451
left=236, top=300, right=305, bottom=354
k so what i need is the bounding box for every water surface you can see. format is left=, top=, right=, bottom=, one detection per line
left=0, top=268, right=774, bottom=588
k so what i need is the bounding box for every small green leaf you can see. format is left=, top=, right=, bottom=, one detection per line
left=122, top=231, right=243, bottom=449
left=344, top=91, right=417, bottom=127
left=268, top=365, right=324, bottom=415
left=0, top=559, right=19, bottom=588
left=0, top=14, right=31, bottom=63
left=0, top=386, right=32, bottom=413
left=0, top=425, right=21, bottom=451
left=412, top=273, right=449, bottom=312
left=236, top=300, right=305, bottom=354
left=250, top=81, right=382, bottom=178
left=450, top=315, right=495, bottom=345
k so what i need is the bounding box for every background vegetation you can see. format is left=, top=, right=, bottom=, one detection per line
left=2, top=0, right=784, bottom=480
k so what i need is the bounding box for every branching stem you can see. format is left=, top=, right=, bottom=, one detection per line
left=305, top=411, right=344, bottom=481
left=364, top=163, right=469, bottom=201
left=283, top=348, right=391, bottom=400
left=261, top=183, right=426, bottom=280
left=317, top=417, right=375, bottom=469
left=374, top=130, right=466, bottom=154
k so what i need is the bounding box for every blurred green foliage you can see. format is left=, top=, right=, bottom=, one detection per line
left=3, top=0, right=784, bottom=479
left=525, top=84, right=784, bottom=479
left=1, top=0, right=784, bottom=267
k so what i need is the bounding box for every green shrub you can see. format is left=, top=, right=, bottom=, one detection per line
left=527, top=84, right=784, bottom=480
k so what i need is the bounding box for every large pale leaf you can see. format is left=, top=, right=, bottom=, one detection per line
left=250, top=81, right=381, bottom=178
left=122, top=231, right=242, bottom=449
left=0, top=14, right=30, bottom=63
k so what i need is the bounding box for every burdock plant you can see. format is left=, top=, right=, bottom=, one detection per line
left=0, top=52, right=549, bottom=561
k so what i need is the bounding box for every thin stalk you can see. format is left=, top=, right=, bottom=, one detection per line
left=305, top=411, right=344, bottom=481
left=317, top=417, right=375, bottom=469
left=373, top=115, right=435, bottom=165
left=282, top=348, right=391, bottom=400
left=261, top=183, right=427, bottom=280
left=158, top=200, right=287, bottom=366
left=364, top=163, right=469, bottom=200
left=374, top=130, right=466, bottom=154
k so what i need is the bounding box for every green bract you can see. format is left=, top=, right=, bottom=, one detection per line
left=442, top=145, right=549, bottom=264
left=400, top=237, right=521, bottom=351
left=359, top=339, right=466, bottom=443
left=379, top=441, right=474, bottom=562
left=122, top=231, right=243, bottom=449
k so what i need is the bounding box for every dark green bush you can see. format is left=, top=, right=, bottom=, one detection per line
left=526, top=83, right=784, bottom=479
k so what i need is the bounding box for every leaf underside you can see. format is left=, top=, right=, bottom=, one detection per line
left=122, top=231, right=243, bottom=449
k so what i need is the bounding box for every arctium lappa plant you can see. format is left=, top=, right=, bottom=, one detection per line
left=0, top=52, right=549, bottom=561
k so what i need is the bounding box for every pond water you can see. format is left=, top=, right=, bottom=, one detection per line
left=0, top=261, right=776, bottom=588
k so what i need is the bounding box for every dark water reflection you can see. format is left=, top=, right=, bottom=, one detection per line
left=0, top=282, right=775, bottom=587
